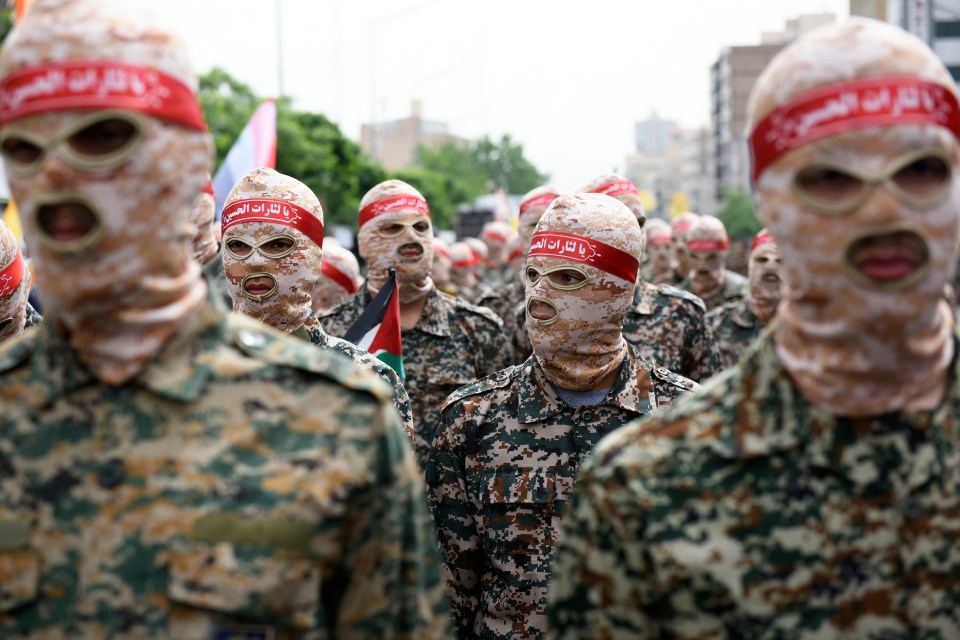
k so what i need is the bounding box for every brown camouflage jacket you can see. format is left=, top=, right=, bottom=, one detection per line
left=707, top=295, right=766, bottom=371
left=681, top=269, right=748, bottom=311
left=426, top=345, right=697, bottom=639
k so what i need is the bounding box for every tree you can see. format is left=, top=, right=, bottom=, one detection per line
left=716, top=189, right=762, bottom=239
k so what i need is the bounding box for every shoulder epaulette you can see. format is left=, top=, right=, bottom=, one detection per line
left=657, top=284, right=707, bottom=312
left=227, top=314, right=391, bottom=402
left=441, top=365, right=516, bottom=412
left=447, top=294, right=504, bottom=329
left=652, top=364, right=700, bottom=393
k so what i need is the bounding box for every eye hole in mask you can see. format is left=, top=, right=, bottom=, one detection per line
left=525, top=264, right=590, bottom=290
left=375, top=220, right=431, bottom=238
left=224, top=234, right=297, bottom=260
left=0, top=110, right=145, bottom=176
left=793, top=149, right=952, bottom=215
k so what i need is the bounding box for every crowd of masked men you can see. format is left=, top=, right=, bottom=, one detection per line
left=1, top=2, right=960, bottom=639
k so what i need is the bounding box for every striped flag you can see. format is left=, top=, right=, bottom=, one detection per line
left=212, top=99, right=277, bottom=221
left=343, top=268, right=404, bottom=381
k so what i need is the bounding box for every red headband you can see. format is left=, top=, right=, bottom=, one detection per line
left=647, top=234, right=672, bottom=245
left=0, top=247, right=25, bottom=297
left=529, top=230, right=639, bottom=283
left=0, top=61, right=206, bottom=130
left=752, top=230, right=775, bottom=251
left=433, top=243, right=449, bottom=258
left=750, top=75, right=960, bottom=182
left=203, top=180, right=215, bottom=197
left=451, top=254, right=480, bottom=269
left=221, top=198, right=325, bottom=248
left=359, top=194, right=430, bottom=228
left=520, top=192, right=559, bottom=216
left=481, top=228, right=509, bottom=244
left=672, top=221, right=692, bottom=233
left=687, top=239, right=729, bottom=252
left=321, top=259, right=358, bottom=295
left=590, top=179, right=638, bottom=198
left=509, top=244, right=524, bottom=261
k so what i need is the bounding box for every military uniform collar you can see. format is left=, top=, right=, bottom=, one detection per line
left=516, top=348, right=649, bottom=424
left=411, top=286, right=452, bottom=338
left=29, top=286, right=228, bottom=403
left=725, top=325, right=960, bottom=490
left=730, top=298, right=757, bottom=329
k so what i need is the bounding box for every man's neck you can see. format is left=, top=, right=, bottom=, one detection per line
left=399, top=293, right=428, bottom=330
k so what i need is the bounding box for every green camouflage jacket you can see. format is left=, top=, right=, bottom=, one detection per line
left=549, top=327, right=960, bottom=639
left=681, top=269, right=748, bottom=311
left=0, top=295, right=451, bottom=639
left=426, top=345, right=698, bottom=639
left=707, top=296, right=765, bottom=371
left=321, top=286, right=510, bottom=469
left=623, top=281, right=721, bottom=382
left=297, top=313, right=415, bottom=442
left=23, top=302, right=41, bottom=329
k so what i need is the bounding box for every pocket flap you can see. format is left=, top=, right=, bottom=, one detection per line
left=168, top=544, right=319, bottom=630
left=472, top=467, right=574, bottom=505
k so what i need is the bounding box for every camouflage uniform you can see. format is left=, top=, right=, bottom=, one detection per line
left=298, top=313, right=415, bottom=441
left=682, top=268, right=748, bottom=310
left=23, top=302, right=41, bottom=329
left=623, top=281, right=721, bottom=382
left=427, top=344, right=697, bottom=639
left=707, top=295, right=764, bottom=371
left=0, top=294, right=451, bottom=639
left=321, top=286, right=510, bottom=468
left=549, top=328, right=960, bottom=639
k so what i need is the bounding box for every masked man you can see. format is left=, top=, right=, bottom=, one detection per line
left=0, top=219, right=34, bottom=343
left=221, top=167, right=414, bottom=435
left=311, top=240, right=363, bottom=315
left=432, top=236, right=455, bottom=295
left=188, top=175, right=232, bottom=309
left=684, top=215, right=748, bottom=309
left=581, top=173, right=720, bottom=382
left=479, top=219, right=515, bottom=291
left=666, top=211, right=699, bottom=286
left=428, top=193, right=697, bottom=640
left=321, top=179, right=510, bottom=468
left=708, top=228, right=782, bottom=370
left=550, top=19, right=960, bottom=638
left=0, top=2, right=450, bottom=637
left=448, top=240, right=481, bottom=302
left=642, top=217, right=675, bottom=283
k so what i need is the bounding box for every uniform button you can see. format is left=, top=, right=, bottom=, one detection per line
left=98, top=458, right=126, bottom=489
left=582, top=410, right=594, bottom=422
left=901, top=496, right=925, bottom=521
left=238, top=330, right=267, bottom=349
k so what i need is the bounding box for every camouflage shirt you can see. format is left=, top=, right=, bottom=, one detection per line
left=682, top=269, right=748, bottom=311
left=623, top=281, right=721, bottom=382
left=707, top=296, right=766, bottom=371
left=23, top=302, right=41, bottom=329
left=427, top=345, right=698, bottom=639
left=321, top=286, right=510, bottom=469
left=549, top=327, right=960, bottom=639
left=297, top=312, right=416, bottom=442
left=0, top=294, right=451, bottom=639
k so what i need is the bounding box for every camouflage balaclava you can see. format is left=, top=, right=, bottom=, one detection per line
left=0, top=220, right=30, bottom=343
left=188, top=176, right=218, bottom=265
left=221, top=168, right=325, bottom=333
left=671, top=211, right=700, bottom=278
left=581, top=173, right=646, bottom=228
left=464, top=237, right=488, bottom=282
left=748, top=18, right=960, bottom=416
left=518, top=185, right=560, bottom=255
left=357, top=179, right=433, bottom=304
left=0, top=0, right=212, bottom=384
left=448, top=241, right=479, bottom=291
left=480, top=220, right=514, bottom=269
left=686, top=216, right=730, bottom=301
left=747, top=229, right=782, bottom=325
left=644, top=218, right=674, bottom=282
left=526, top=193, right=642, bottom=391
left=311, top=242, right=361, bottom=315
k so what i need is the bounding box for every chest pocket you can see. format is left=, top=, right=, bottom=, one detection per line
left=470, top=467, right=572, bottom=558
left=167, top=542, right=320, bottom=632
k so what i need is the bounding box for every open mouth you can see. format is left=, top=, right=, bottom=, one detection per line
left=241, top=273, right=279, bottom=301
left=36, top=200, right=101, bottom=249
left=846, top=229, right=929, bottom=287
left=762, top=273, right=780, bottom=284
left=397, top=242, right=424, bottom=260
left=526, top=295, right=559, bottom=326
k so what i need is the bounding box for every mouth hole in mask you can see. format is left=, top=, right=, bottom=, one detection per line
left=526, top=295, right=560, bottom=326
left=844, top=227, right=930, bottom=290
left=35, top=199, right=104, bottom=253
left=241, top=272, right=279, bottom=302
left=397, top=242, right=424, bottom=260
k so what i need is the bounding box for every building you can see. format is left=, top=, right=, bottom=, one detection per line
left=710, top=13, right=836, bottom=202
left=850, top=0, right=960, bottom=80
left=360, top=100, right=468, bottom=171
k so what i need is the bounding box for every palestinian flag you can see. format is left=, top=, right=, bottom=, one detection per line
left=343, top=268, right=405, bottom=381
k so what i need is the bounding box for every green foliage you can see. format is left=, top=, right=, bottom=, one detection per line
left=716, top=189, right=762, bottom=239
left=0, top=9, right=12, bottom=45
left=199, top=68, right=548, bottom=230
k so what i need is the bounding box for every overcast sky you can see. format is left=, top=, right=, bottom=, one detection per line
left=151, top=0, right=849, bottom=191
